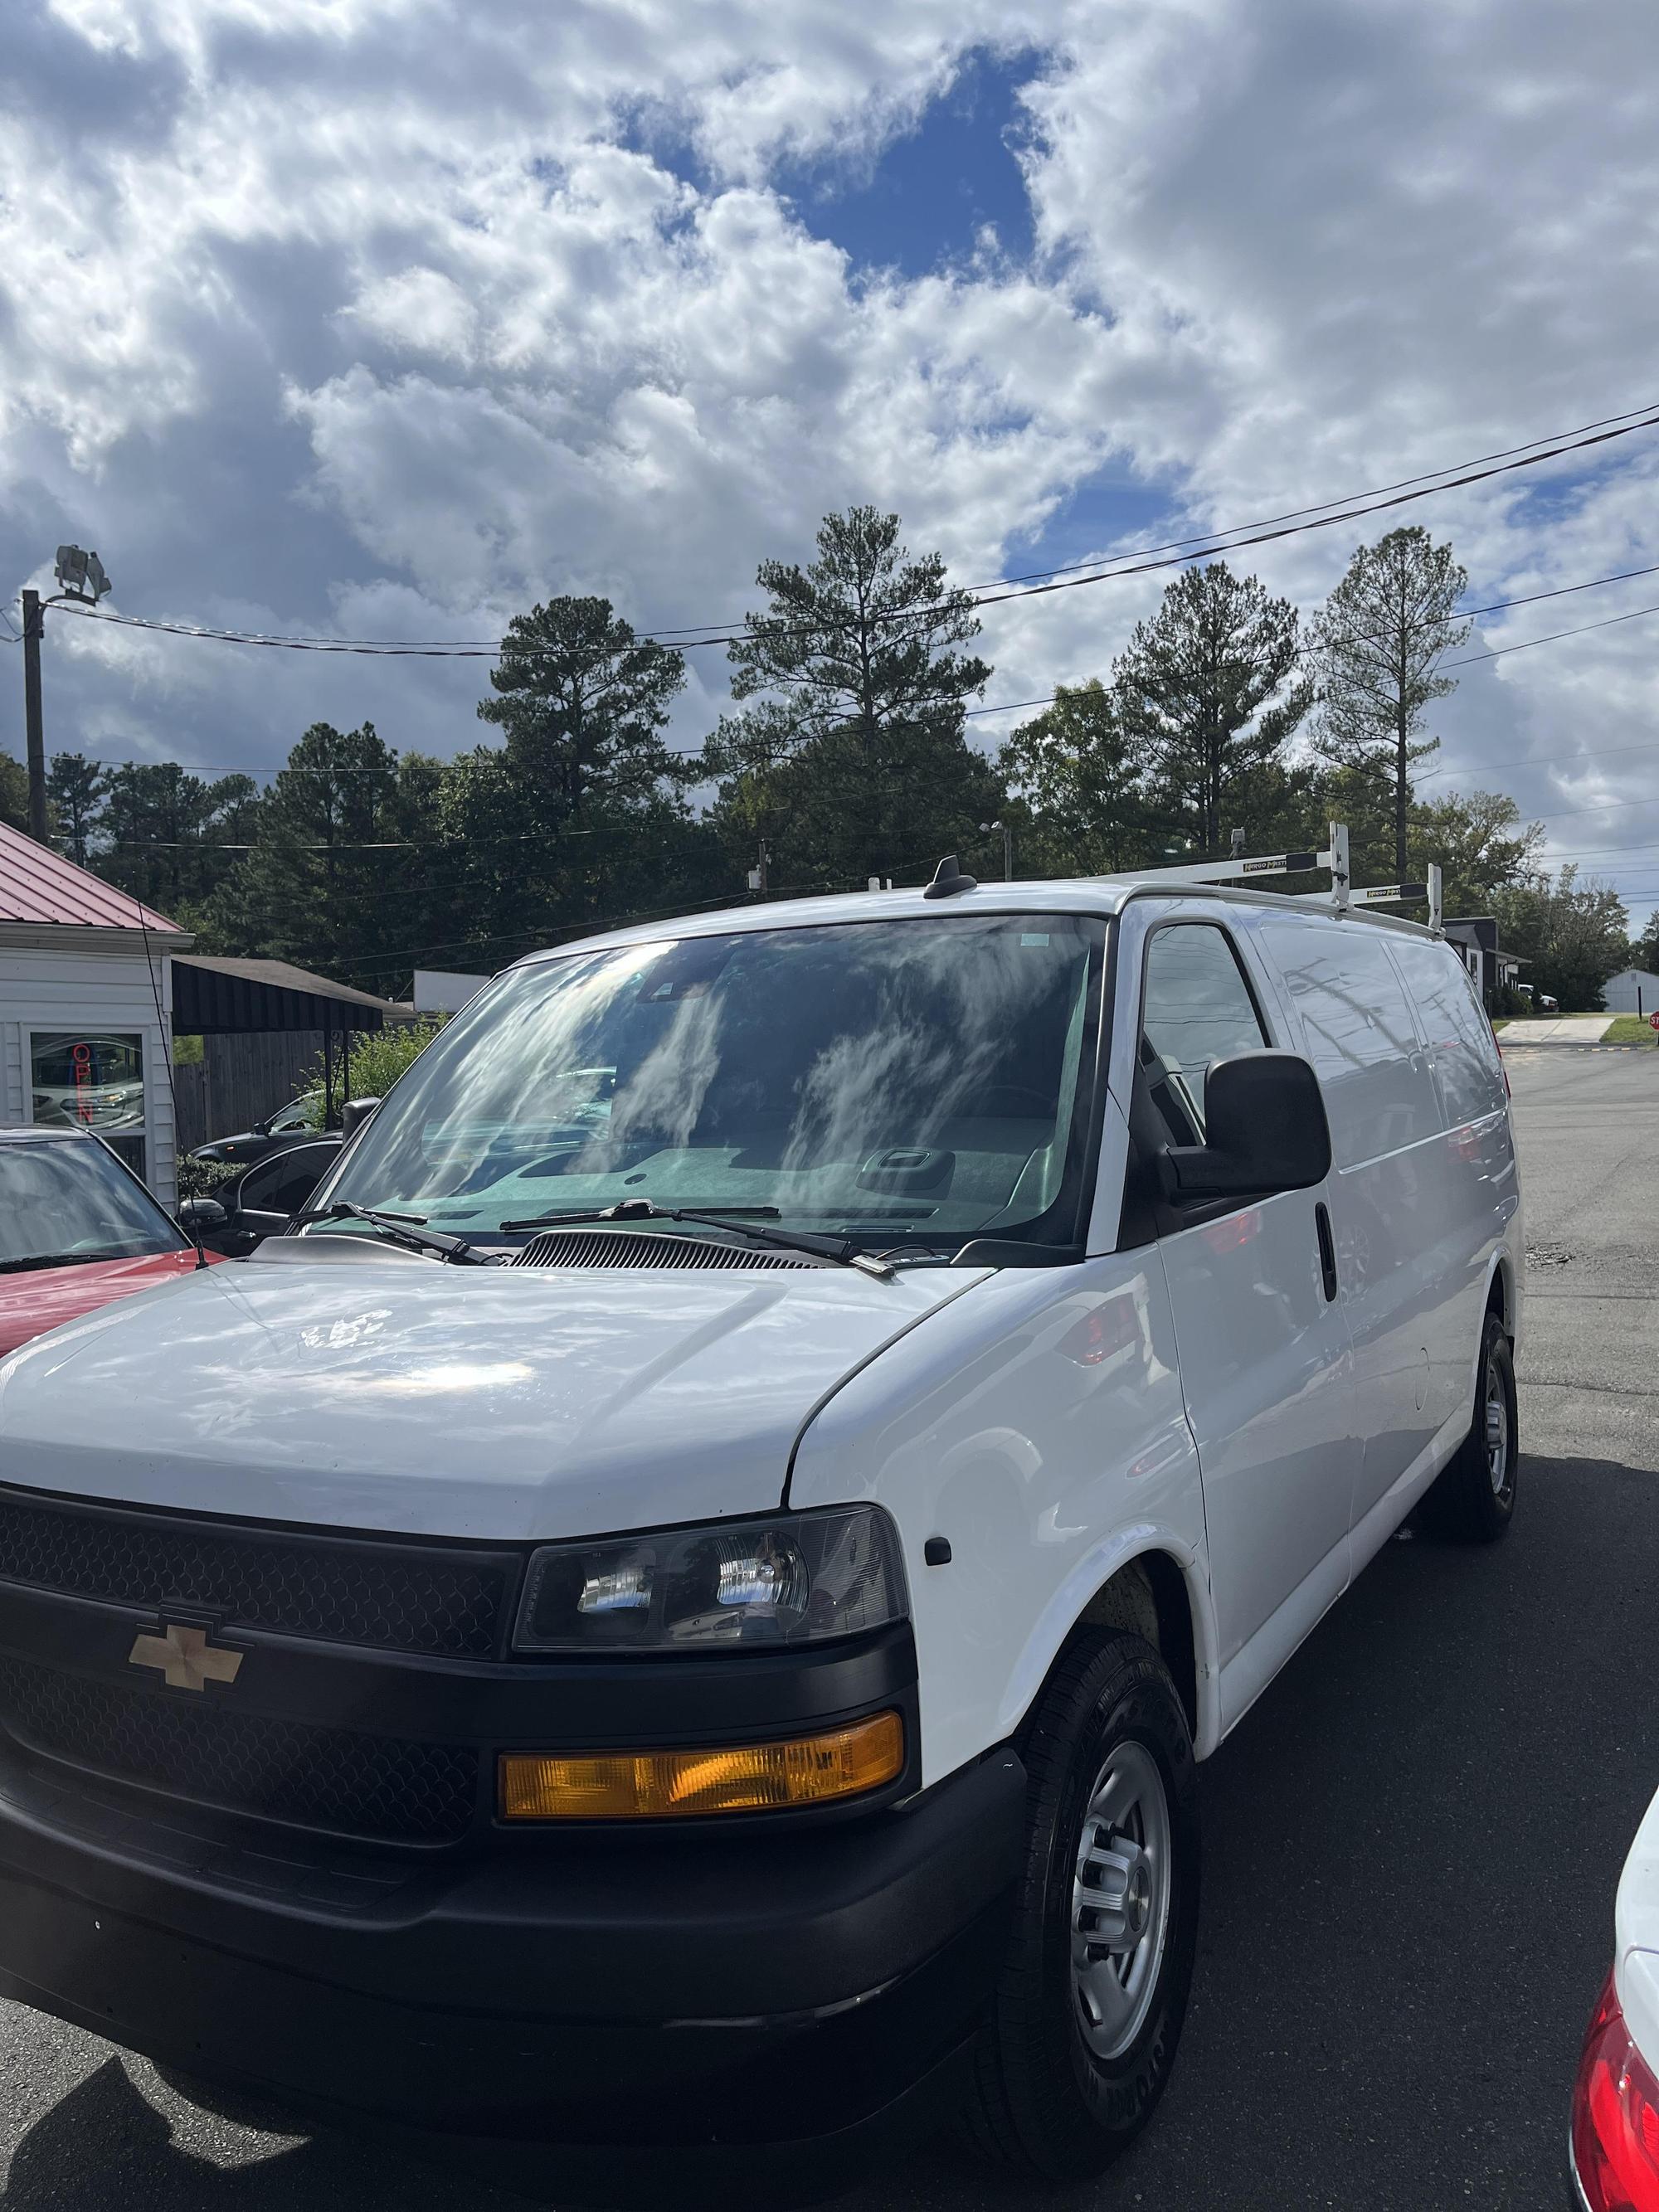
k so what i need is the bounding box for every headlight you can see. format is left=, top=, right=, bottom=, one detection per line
left=512, top=1505, right=907, bottom=1654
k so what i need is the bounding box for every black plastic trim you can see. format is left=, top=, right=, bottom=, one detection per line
left=0, top=1741, right=1022, bottom=2013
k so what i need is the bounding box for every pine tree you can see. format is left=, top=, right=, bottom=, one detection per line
left=708, top=508, right=1001, bottom=891
left=1311, top=527, right=1471, bottom=879
left=46, top=753, right=107, bottom=867
left=1115, top=563, right=1313, bottom=858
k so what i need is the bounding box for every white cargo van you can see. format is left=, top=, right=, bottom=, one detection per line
left=0, top=868, right=1520, bottom=2198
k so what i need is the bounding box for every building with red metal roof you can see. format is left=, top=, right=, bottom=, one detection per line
left=0, top=820, right=192, bottom=1203
left=0, top=818, right=184, bottom=936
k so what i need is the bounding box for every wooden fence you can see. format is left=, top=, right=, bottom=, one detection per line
left=173, top=1031, right=326, bottom=1155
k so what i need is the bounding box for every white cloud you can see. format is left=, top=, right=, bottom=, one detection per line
left=7, top=0, right=1659, bottom=916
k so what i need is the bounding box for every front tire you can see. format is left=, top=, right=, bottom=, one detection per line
left=1422, top=1310, right=1518, bottom=1542
left=965, top=1632, right=1199, bottom=2180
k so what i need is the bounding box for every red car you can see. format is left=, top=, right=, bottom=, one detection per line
left=0, top=1126, right=223, bottom=1359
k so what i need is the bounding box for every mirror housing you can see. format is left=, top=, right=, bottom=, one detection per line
left=341, top=1096, right=382, bottom=1139
left=1160, top=1051, right=1332, bottom=1201
left=177, top=1197, right=228, bottom=1232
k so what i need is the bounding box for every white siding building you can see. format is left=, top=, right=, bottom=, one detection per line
left=0, top=821, right=192, bottom=1206
left=1601, top=968, right=1659, bottom=1017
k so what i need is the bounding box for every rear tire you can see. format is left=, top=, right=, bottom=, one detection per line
left=1422, top=1310, right=1517, bottom=1542
left=964, top=1631, right=1199, bottom=2180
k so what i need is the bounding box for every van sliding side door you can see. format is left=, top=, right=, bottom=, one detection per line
left=1258, top=918, right=1451, bottom=1545
left=1130, top=912, right=1359, bottom=1705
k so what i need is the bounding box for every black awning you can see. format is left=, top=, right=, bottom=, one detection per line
left=172, top=955, right=406, bottom=1036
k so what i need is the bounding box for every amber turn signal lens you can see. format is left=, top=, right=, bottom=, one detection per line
left=499, top=1710, right=904, bottom=1821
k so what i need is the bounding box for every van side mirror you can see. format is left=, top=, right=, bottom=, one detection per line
left=341, top=1096, right=382, bottom=1139
left=1160, top=1051, right=1332, bottom=1201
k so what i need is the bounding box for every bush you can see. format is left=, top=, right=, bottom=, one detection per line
left=297, top=1018, right=445, bottom=1124
left=175, top=1155, right=244, bottom=1203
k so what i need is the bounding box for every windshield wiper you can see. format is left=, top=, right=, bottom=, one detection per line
left=499, top=1198, right=894, bottom=1280
left=294, top=1202, right=489, bottom=1265
left=0, top=1252, right=127, bottom=1274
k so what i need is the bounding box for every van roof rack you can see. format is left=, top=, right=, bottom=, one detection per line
left=1105, top=823, right=1443, bottom=935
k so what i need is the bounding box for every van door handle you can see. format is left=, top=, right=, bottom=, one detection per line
left=1314, top=1202, right=1338, bottom=1301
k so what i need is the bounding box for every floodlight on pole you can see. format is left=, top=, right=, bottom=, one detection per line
left=979, top=818, right=1014, bottom=882
left=22, top=544, right=115, bottom=841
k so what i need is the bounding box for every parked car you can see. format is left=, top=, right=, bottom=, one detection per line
left=0, top=877, right=1521, bottom=2200
left=0, top=1125, right=223, bottom=1357
left=1570, top=1784, right=1659, bottom=2210
left=181, top=1135, right=344, bottom=1256
left=190, top=1091, right=322, bottom=1167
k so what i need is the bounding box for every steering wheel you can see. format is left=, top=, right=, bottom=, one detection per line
left=977, top=1083, right=1052, bottom=1117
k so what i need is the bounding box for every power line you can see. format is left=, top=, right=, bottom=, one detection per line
left=1423, top=736, right=1659, bottom=786
left=41, top=401, right=1659, bottom=662
left=946, top=400, right=1659, bottom=596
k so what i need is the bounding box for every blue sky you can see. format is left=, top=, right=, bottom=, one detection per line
left=5, top=1, right=1659, bottom=912
left=778, top=46, right=1040, bottom=279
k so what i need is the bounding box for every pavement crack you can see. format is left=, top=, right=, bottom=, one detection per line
left=1520, top=1377, right=1659, bottom=1398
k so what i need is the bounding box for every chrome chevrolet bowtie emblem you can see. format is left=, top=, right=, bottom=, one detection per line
left=128, top=1623, right=244, bottom=1693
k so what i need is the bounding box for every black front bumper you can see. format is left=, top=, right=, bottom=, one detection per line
left=0, top=1736, right=1024, bottom=2166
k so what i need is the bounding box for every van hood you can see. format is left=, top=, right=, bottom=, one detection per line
left=0, top=1244, right=984, bottom=1541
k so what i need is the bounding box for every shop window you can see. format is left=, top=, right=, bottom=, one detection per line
left=31, top=1032, right=147, bottom=1181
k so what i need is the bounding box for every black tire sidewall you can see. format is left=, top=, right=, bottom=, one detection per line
left=1004, top=1639, right=1200, bottom=2172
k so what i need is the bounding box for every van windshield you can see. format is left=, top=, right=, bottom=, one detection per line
left=316, top=913, right=1106, bottom=1257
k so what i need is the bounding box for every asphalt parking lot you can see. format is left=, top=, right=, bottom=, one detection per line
left=2, top=1044, right=1656, bottom=2210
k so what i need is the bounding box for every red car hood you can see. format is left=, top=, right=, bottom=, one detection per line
left=0, top=1250, right=221, bottom=1359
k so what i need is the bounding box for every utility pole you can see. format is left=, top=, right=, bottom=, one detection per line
left=980, top=819, right=1013, bottom=882
left=18, top=547, right=112, bottom=846
left=22, top=590, right=45, bottom=843
left=747, top=836, right=770, bottom=898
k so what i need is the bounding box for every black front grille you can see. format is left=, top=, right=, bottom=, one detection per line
left=513, top=1228, right=819, bottom=1270
left=0, top=1656, right=476, bottom=1844
left=0, top=1492, right=508, bottom=1660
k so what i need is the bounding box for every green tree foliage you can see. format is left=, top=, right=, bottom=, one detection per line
left=0, top=750, right=29, bottom=833
left=478, top=597, right=690, bottom=826
left=46, top=752, right=107, bottom=867
left=202, top=723, right=421, bottom=983
left=100, top=762, right=261, bottom=921
left=296, top=1018, right=446, bottom=1125
left=461, top=596, right=713, bottom=954
left=706, top=508, right=1002, bottom=890
left=1492, top=867, right=1630, bottom=1010
left=998, top=680, right=1152, bottom=874
left=1311, top=527, right=1472, bottom=879
left=1115, top=563, right=1313, bottom=858
left=1628, top=912, right=1659, bottom=975
left=1405, top=790, right=1544, bottom=916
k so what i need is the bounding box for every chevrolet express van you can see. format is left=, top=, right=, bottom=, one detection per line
left=0, top=873, right=1520, bottom=2199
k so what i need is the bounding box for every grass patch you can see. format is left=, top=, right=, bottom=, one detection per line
left=1602, top=1016, right=1658, bottom=1046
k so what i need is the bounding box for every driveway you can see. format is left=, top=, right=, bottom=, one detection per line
left=1500, top=1014, right=1613, bottom=1044
left=1, top=1050, right=1656, bottom=2210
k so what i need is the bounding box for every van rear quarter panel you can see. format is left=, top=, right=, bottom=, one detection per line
left=787, top=1257, right=1210, bottom=1787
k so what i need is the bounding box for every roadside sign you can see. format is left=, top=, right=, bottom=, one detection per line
left=1648, top=1011, right=1659, bottom=1031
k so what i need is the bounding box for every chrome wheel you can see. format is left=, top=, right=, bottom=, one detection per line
left=1486, top=1357, right=1511, bottom=1499
left=1070, top=1739, right=1171, bottom=2061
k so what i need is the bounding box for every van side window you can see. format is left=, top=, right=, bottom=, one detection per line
left=1140, top=924, right=1268, bottom=1143
left=1387, top=937, right=1507, bottom=1127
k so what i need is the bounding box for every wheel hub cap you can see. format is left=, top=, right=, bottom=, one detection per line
left=1486, top=1365, right=1509, bottom=1496
left=1070, top=1739, right=1171, bottom=2061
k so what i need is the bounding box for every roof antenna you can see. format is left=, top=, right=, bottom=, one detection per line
left=922, top=854, right=978, bottom=900
left=133, top=893, right=207, bottom=1269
